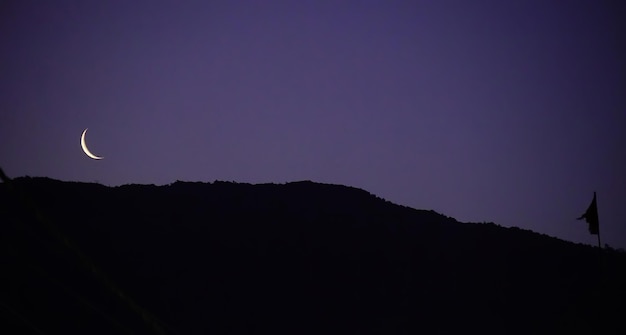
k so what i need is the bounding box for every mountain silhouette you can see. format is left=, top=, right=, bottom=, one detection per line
left=1, top=176, right=625, bottom=334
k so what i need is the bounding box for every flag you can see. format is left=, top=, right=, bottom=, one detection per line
left=577, top=192, right=599, bottom=235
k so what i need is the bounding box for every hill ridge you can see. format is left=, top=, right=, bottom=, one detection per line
left=1, top=176, right=625, bottom=334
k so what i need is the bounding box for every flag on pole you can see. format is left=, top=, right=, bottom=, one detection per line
left=577, top=192, right=599, bottom=235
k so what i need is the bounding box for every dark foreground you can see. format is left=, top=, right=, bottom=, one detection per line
left=2, top=176, right=625, bottom=334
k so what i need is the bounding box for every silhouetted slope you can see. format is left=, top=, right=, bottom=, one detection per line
left=1, top=177, right=625, bottom=334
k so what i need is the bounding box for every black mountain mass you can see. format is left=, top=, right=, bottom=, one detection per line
left=2, top=176, right=625, bottom=334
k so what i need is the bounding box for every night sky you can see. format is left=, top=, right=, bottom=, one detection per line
left=2, top=1, right=625, bottom=248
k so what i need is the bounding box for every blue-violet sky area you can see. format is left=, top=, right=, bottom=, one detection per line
left=1, top=1, right=625, bottom=248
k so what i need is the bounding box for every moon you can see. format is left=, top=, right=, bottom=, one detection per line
left=80, top=128, right=104, bottom=160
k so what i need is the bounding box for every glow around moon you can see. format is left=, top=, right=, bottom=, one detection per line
left=80, top=128, right=104, bottom=160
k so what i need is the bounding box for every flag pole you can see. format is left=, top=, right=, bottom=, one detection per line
left=596, top=192, right=601, bottom=249
left=595, top=193, right=604, bottom=292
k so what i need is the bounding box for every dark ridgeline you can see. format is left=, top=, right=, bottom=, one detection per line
left=1, top=176, right=625, bottom=334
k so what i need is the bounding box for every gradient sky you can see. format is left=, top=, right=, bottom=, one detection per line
left=2, top=0, right=625, bottom=248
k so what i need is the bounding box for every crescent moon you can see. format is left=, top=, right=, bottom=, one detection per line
left=80, top=128, right=104, bottom=160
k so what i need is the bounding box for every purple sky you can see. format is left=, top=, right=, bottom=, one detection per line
left=2, top=0, right=625, bottom=248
